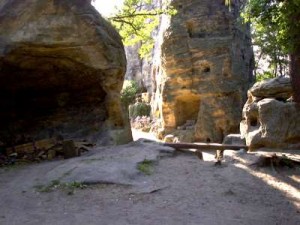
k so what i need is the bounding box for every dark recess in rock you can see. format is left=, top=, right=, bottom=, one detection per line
left=0, top=0, right=132, bottom=146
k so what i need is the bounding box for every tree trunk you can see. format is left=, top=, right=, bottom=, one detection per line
left=290, top=51, right=300, bottom=103
left=289, top=1, right=300, bottom=104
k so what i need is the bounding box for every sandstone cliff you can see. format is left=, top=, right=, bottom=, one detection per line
left=150, top=0, right=254, bottom=142
left=124, top=0, right=162, bottom=94
left=0, top=0, right=132, bottom=146
left=125, top=44, right=153, bottom=93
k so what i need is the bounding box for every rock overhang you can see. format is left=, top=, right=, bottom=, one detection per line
left=0, top=0, right=132, bottom=146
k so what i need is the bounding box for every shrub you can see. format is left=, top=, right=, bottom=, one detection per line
left=129, top=102, right=151, bottom=119
left=120, top=80, right=139, bottom=107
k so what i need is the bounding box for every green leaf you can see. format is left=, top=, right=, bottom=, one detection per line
left=108, top=0, right=176, bottom=58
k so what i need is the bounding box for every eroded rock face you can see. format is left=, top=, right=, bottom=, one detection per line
left=240, top=77, right=300, bottom=150
left=125, top=44, right=152, bottom=93
left=0, top=0, right=132, bottom=145
left=124, top=0, right=163, bottom=94
left=152, top=0, right=254, bottom=142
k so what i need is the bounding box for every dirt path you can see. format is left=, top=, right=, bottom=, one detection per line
left=131, top=128, right=158, bottom=141
left=0, top=140, right=299, bottom=225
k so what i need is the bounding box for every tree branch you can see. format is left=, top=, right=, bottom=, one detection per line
left=109, top=11, right=164, bottom=20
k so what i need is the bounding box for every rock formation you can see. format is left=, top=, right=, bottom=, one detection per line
left=0, top=0, right=132, bottom=146
left=125, top=44, right=152, bottom=92
left=124, top=0, right=162, bottom=94
left=240, top=77, right=300, bottom=150
left=151, top=0, right=254, bottom=142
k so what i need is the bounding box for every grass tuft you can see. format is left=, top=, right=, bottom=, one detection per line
left=137, top=159, right=154, bottom=175
left=34, top=180, right=87, bottom=194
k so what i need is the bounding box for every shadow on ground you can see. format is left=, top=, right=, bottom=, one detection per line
left=0, top=140, right=299, bottom=225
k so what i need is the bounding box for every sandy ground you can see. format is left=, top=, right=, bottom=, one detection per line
left=0, top=130, right=299, bottom=225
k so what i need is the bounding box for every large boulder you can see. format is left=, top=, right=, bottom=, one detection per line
left=240, top=77, right=300, bottom=150
left=151, top=0, right=254, bottom=142
left=0, top=0, right=132, bottom=146
left=249, top=76, right=293, bottom=99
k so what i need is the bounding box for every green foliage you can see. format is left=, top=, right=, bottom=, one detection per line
left=34, top=180, right=61, bottom=193
left=108, top=0, right=176, bottom=58
left=128, top=102, right=151, bottom=119
left=120, top=80, right=140, bottom=107
left=256, top=71, right=275, bottom=82
left=34, top=180, right=87, bottom=195
left=240, top=0, right=300, bottom=76
left=137, top=159, right=154, bottom=175
left=242, top=0, right=300, bottom=50
left=251, top=21, right=289, bottom=76
left=241, top=1, right=283, bottom=76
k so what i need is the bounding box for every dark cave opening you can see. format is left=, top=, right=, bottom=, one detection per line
left=0, top=57, right=107, bottom=145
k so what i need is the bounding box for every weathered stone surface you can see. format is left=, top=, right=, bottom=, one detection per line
left=223, top=134, right=246, bottom=146
left=250, top=76, right=293, bottom=100
left=240, top=77, right=300, bottom=150
left=124, top=0, right=162, bottom=94
left=151, top=0, right=254, bottom=142
left=45, top=140, right=175, bottom=186
left=125, top=44, right=152, bottom=92
left=0, top=0, right=132, bottom=146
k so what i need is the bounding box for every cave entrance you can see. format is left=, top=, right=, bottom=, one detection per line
left=0, top=57, right=107, bottom=145
left=174, top=94, right=201, bottom=127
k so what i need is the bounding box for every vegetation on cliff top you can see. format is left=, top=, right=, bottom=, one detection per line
left=238, top=0, right=300, bottom=102
left=107, top=0, right=176, bottom=58
left=110, top=0, right=300, bottom=102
